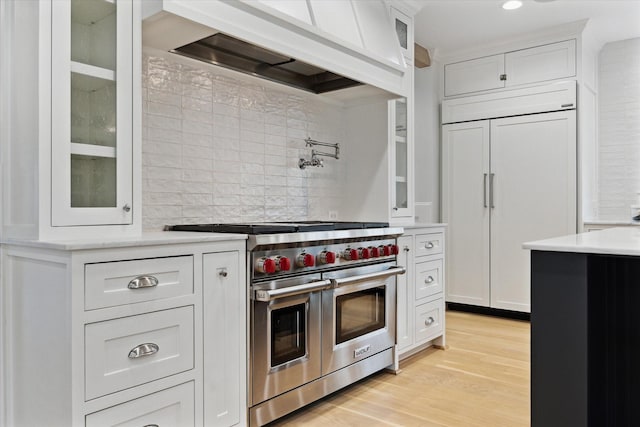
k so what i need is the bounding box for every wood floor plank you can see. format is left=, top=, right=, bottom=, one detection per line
left=270, top=311, right=530, bottom=426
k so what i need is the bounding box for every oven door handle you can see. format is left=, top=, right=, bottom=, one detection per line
left=253, top=279, right=333, bottom=302
left=330, top=266, right=406, bottom=288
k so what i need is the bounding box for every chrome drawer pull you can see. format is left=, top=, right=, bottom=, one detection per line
left=425, top=316, right=435, bottom=326
left=143, top=425, right=159, bottom=427
left=425, top=242, right=434, bottom=249
left=425, top=276, right=434, bottom=284
left=128, top=275, right=159, bottom=289
left=128, top=343, right=159, bottom=359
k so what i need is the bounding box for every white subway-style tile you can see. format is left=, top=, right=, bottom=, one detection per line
left=142, top=52, right=347, bottom=230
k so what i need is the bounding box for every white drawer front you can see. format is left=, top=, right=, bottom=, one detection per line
left=85, top=256, right=194, bottom=310
left=85, top=381, right=195, bottom=427
left=415, top=299, right=443, bottom=344
left=415, top=259, right=443, bottom=301
left=414, top=232, right=444, bottom=258
left=85, top=307, right=194, bottom=400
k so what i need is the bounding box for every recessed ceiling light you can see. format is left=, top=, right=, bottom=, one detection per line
left=503, top=0, right=523, bottom=10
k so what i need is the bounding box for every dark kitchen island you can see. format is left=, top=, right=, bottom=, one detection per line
left=524, top=227, right=640, bottom=427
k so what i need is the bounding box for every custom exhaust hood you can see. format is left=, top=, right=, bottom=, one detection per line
left=142, top=0, right=409, bottom=99
left=173, top=32, right=362, bottom=94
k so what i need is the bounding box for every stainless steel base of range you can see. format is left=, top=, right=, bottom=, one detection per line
left=249, top=348, right=394, bottom=426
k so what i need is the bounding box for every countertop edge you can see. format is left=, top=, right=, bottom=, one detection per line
left=523, top=227, right=640, bottom=257
left=1, top=231, right=249, bottom=251
left=402, top=222, right=447, bottom=230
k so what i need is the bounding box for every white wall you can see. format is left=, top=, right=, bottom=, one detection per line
left=413, top=61, right=441, bottom=222
left=141, top=49, right=348, bottom=230
left=597, top=38, right=640, bottom=220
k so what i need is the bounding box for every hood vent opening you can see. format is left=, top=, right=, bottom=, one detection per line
left=172, top=33, right=363, bottom=94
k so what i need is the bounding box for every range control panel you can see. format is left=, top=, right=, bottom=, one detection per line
left=251, top=238, right=398, bottom=281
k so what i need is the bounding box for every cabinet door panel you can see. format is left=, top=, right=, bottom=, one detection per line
left=85, top=306, right=194, bottom=400
left=415, top=298, right=444, bottom=344
left=490, top=111, right=576, bottom=312
left=505, top=40, right=576, bottom=87
left=203, top=251, right=245, bottom=427
left=442, top=122, right=490, bottom=306
left=396, top=235, right=414, bottom=351
left=415, top=259, right=443, bottom=300
left=51, top=0, right=133, bottom=226
left=444, top=54, right=505, bottom=97
left=85, top=382, right=194, bottom=427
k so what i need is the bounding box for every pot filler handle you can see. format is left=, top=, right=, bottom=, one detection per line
left=254, top=279, right=333, bottom=302
left=330, top=266, right=406, bottom=288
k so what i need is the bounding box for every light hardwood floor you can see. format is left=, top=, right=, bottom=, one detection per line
left=270, top=311, right=530, bottom=426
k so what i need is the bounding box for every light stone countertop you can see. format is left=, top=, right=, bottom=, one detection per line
left=583, top=220, right=639, bottom=226
left=1, top=231, right=248, bottom=251
left=523, top=227, right=640, bottom=256
left=402, top=222, right=447, bottom=230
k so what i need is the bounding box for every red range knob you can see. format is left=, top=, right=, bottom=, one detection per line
left=297, top=253, right=315, bottom=268
left=343, top=248, right=359, bottom=261
left=370, top=247, right=380, bottom=258
left=381, top=245, right=391, bottom=256
left=390, top=244, right=400, bottom=255
left=318, top=251, right=336, bottom=264
left=256, top=257, right=276, bottom=274
left=277, top=256, right=291, bottom=271
left=358, top=247, right=371, bottom=259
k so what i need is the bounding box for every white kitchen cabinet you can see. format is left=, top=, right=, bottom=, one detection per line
left=85, top=306, right=195, bottom=400
left=85, top=382, right=195, bottom=427
left=1, top=236, right=246, bottom=427
left=51, top=0, right=133, bottom=226
left=443, top=110, right=577, bottom=313
left=390, top=6, right=413, bottom=64
left=445, top=54, right=505, bottom=97
left=396, top=234, right=414, bottom=350
left=1, top=0, right=141, bottom=239
left=396, top=225, right=446, bottom=360
left=389, top=97, right=414, bottom=220
left=203, top=251, right=247, bottom=427
left=444, top=39, right=576, bottom=97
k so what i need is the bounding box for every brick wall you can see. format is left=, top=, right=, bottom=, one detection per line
left=598, top=38, right=640, bottom=220
left=141, top=50, right=347, bottom=230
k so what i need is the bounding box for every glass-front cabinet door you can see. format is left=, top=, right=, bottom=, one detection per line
left=51, top=0, right=133, bottom=226
left=389, top=97, right=413, bottom=219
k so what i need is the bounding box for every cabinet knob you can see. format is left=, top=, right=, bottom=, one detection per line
left=123, top=204, right=131, bottom=212
left=219, top=269, right=228, bottom=278
left=393, top=207, right=399, bottom=211
left=425, top=276, right=434, bottom=284
left=425, top=242, right=434, bottom=249
left=403, top=246, right=410, bottom=252
left=128, top=343, right=159, bottom=359
left=425, top=316, right=435, bottom=326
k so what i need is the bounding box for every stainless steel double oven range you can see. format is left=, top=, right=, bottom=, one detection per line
left=171, top=221, right=405, bottom=425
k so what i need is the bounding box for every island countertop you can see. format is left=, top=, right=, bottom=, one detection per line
left=523, top=227, right=640, bottom=256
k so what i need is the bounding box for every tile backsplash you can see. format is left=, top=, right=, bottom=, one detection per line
left=142, top=50, right=347, bottom=231
left=598, top=38, right=640, bottom=221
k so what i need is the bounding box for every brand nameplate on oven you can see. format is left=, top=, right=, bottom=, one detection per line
left=354, top=344, right=371, bottom=358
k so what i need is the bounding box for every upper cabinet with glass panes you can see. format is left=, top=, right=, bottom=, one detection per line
left=51, top=0, right=134, bottom=228
left=390, top=6, right=413, bottom=65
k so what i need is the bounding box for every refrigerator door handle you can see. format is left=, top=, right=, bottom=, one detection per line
left=483, top=173, right=488, bottom=208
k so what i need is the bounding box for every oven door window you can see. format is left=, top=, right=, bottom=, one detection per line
left=336, top=286, right=386, bottom=344
left=271, top=303, right=307, bottom=367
